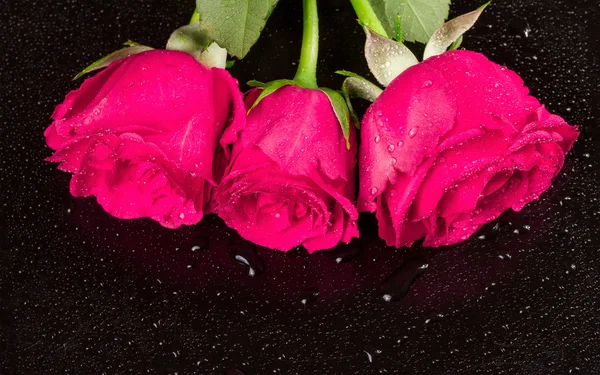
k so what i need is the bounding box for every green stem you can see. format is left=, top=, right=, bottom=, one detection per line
left=190, top=8, right=199, bottom=24
left=349, top=0, right=389, bottom=38
left=293, top=0, right=319, bottom=88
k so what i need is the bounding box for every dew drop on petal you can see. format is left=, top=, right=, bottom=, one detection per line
left=388, top=145, right=395, bottom=152
left=408, top=127, right=419, bottom=138
left=371, top=188, right=378, bottom=195
left=375, top=135, right=381, bottom=143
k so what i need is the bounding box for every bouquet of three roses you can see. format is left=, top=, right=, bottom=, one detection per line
left=45, top=0, right=578, bottom=253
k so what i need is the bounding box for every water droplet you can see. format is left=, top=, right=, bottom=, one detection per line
left=425, top=311, right=445, bottom=324
left=300, top=287, right=320, bottom=305
left=423, top=80, right=433, bottom=87
left=190, top=236, right=209, bottom=251
left=397, top=141, right=404, bottom=148
left=387, top=145, right=395, bottom=152
left=390, top=158, right=397, bottom=165
left=408, top=127, right=419, bottom=138
left=380, top=258, right=428, bottom=302
left=564, top=260, right=576, bottom=275
left=333, top=242, right=363, bottom=264
left=508, top=19, right=532, bottom=38
left=371, top=187, right=378, bottom=195
left=228, top=240, right=264, bottom=277
left=374, top=135, right=381, bottom=143
left=478, top=217, right=513, bottom=241
left=362, top=345, right=379, bottom=363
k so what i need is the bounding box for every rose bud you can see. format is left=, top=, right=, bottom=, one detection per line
left=216, top=0, right=359, bottom=252
left=45, top=50, right=245, bottom=228
left=358, top=50, right=579, bottom=247
left=216, top=85, right=359, bottom=252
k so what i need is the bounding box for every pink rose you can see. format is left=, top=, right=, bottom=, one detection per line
left=358, top=50, right=579, bottom=247
left=45, top=50, right=245, bottom=228
left=216, top=85, right=359, bottom=252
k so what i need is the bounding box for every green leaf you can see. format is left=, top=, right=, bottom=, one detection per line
left=335, top=70, right=361, bottom=79
left=166, top=22, right=210, bottom=56
left=226, top=60, right=235, bottom=69
left=449, top=35, right=463, bottom=51
left=337, top=71, right=383, bottom=102
left=123, top=40, right=143, bottom=47
left=367, top=0, right=450, bottom=44
left=166, top=22, right=228, bottom=68
left=73, top=45, right=153, bottom=80
left=423, top=2, right=490, bottom=60
left=394, top=14, right=403, bottom=42
left=336, top=70, right=383, bottom=129
left=320, top=88, right=352, bottom=149
left=247, top=79, right=297, bottom=113
left=364, top=26, right=419, bottom=87
left=196, top=0, right=279, bottom=59
left=247, top=80, right=266, bottom=87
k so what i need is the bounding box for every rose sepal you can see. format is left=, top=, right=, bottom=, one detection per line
left=73, top=41, right=153, bottom=80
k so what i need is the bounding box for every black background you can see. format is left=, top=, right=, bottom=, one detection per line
left=2, top=0, right=600, bottom=374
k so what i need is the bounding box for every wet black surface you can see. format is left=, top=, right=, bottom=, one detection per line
left=2, top=0, right=600, bottom=374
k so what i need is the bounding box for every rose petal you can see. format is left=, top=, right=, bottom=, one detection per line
left=358, top=61, right=457, bottom=212
left=243, top=85, right=350, bottom=182
left=410, top=131, right=507, bottom=221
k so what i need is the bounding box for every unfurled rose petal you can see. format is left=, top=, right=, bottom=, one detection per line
left=45, top=50, right=245, bottom=228
left=359, top=50, right=579, bottom=248
left=217, top=85, right=359, bottom=252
